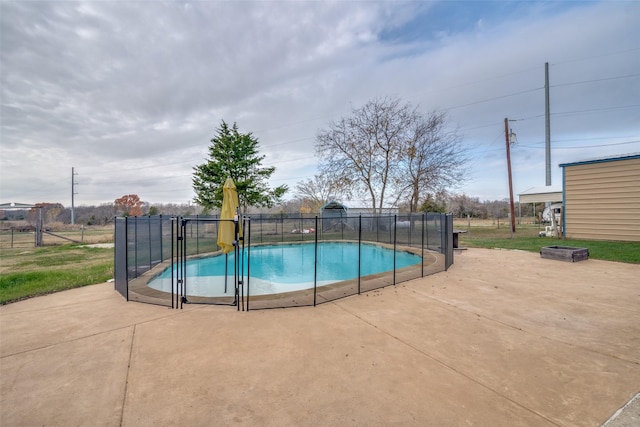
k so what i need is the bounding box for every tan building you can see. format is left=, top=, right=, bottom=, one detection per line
left=559, top=154, right=640, bottom=242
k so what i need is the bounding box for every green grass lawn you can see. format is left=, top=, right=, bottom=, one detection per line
left=458, top=224, right=640, bottom=264
left=0, top=245, right=113, bottom=304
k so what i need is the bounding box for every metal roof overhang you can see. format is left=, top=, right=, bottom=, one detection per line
left=517, top=187, right=562, bottom=204
left=0, top=202, right=37, bottom=209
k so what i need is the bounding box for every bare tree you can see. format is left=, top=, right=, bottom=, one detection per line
left=294, top=174, right=345, bottom=213
left=27, top=203, right=64, bottom=225
left=398, top=111, right=466, bottom=212
left=447, top=194, right=486, bottom=218
left=317, top=97, right=412, bottom=215
left=316, top=97, right=466, bottom=215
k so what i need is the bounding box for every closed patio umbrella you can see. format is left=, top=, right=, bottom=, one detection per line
left=217, top=177, right=242, bottom=254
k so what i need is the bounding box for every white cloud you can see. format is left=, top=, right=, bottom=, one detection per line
left=1, top=0, right=638, bottom=206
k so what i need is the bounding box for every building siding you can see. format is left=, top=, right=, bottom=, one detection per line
left=562, top=156, right=640, bottom=241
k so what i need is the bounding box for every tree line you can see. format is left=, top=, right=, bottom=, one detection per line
left=1, top=193, right=544, bottom=229
left=1, top=201, right=204, bottom=228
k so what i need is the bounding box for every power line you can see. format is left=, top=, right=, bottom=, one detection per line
left=266, top=155, right=317, bottom=166
left=417, top=47, right=636, bottom=102
left=460, top=103, right=639, bottom=132
left=519, top=140, right=640, bottom=149
left=552, top=135, right=640, bottom=143
left=444, top=87, right=543, bottom=111
left=405, top=64, right=542, bottom=104
left=552, top=104, right=640, bottom=118
left=550, top=47, right=640, bottom=66
left=551, top=73, right=640, bottom=88
left=261, top=136, right=315, bottom=149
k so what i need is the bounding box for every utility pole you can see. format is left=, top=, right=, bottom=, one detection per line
left=71, top=167, right=78, bottom=225
left=545, top=62, right=551, bottom=186
left=504, top=118, right=516, bottom=234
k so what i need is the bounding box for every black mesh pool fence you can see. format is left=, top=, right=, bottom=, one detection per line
left=113, top=213, right=454, bottom=310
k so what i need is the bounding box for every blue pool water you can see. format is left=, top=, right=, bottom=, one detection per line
left=148, top=242, right=422, bottom=297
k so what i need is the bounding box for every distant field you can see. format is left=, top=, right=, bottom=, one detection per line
left=0, top=225, right=114, bottom=249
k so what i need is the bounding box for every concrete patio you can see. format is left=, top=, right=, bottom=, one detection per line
left=1, top=248, right=639, bottom=426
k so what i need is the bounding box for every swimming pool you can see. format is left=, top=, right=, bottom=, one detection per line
left=148, top=242, right=422, bottom=297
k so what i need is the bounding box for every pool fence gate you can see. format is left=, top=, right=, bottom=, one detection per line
left=114, top=213, right=454, bottom=311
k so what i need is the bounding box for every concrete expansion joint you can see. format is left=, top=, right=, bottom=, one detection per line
left=0, top=305, right=193, bottom=359
left=0, top=324, right=136, bottom=359
left=119, top=324, right=136, bottom=427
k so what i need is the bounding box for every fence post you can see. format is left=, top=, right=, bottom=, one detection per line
left=313, top=216, right=318, bottom=306
left=246, top=217, right=251, bottom=311
left=181, top=218, right=188, bottom=308
left=113, top=217, right=130, bottom=302
left=173, top=217, right=177, bottom=309
left=36, top=207, right=43, bottom=247
left=445, top=213, right=454, bottom=270
left=148, top=216, right=152, bottom=273
left=232, top=216, right=239, bottom=312
left=440, top=214, right=445, bottom=255
left=178, top=217, right=182, bottom=308
left=159, top=215, right=163, bottom=262
left=125, top=217, right=129, bottom=301
left=393, top=215, right=397, bottom=285
left=421, top=213, right=425, bottom=277
left=133, top=217, right=138, bottom=278
left=170, top=217, right=174, bottom=309
left=358, top=215, right=362, bottom=295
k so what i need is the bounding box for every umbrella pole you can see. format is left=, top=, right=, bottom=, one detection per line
left=224, top=252, right=228, bottom=294
left=235, top=218, right=240, bottom=311
left=236, top=244, right=241, bottom=311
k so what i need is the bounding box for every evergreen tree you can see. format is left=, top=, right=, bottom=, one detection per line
left=193, top=121, right=288, bottom=211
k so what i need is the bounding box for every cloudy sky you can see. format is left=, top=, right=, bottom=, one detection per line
left=1, top=0, right=639, bottom=207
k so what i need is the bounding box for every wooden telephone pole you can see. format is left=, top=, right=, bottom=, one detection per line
left=504, top=118, right=516, bottom=234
